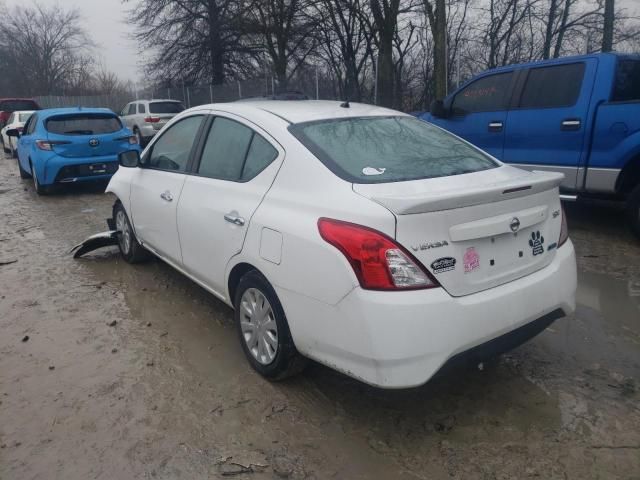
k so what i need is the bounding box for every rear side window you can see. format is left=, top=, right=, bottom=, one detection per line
left=18, top=113, right=32, bottom=122
left=0, top=100, right=39, bottom=111
left=149, top=102, right=185, bottom=114
left=198, top=117, right=278, bottom=181
left=452, top=72, right=513, bottom=114
left=290, top=116, right=498, bottom=184
left=612, top=59, right=640, bottom=102
left=138, top=103, right=146, bottom=114
left=45, top=114, right=123, bottom=135
left=518, top=63, right=585, bottom=109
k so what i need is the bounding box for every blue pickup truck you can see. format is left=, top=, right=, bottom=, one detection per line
left=420, top=52, right=640, bottom=238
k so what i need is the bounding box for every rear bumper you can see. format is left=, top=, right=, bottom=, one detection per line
left=277, top=240, right=577, bottom=389
left=41, top=154, right=119, bottom=185
left=139, top=125, right=160, bottom=138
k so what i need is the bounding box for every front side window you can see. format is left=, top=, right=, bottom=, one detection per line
left=452, top=72, right=513, bottom=114
left=612, top=59, right=640, bottom=102
left=198, top=117, right=278, bottom=181
left=518, top=63, right=585, bottom=109
left=290, top=116, right=498, bottom=184
left=45, top=114, right=122, bottom=135
left=146, top=115, right=203, bottom=172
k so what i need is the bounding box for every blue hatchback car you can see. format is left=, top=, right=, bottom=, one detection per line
left=9, top=107, right=140, bottom=194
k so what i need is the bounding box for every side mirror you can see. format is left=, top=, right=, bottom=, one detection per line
left=430, top=99, right=449, bottom=119
left=119, top=150, right=141, bottom=168
left=6, top=128, right=21, bottom=138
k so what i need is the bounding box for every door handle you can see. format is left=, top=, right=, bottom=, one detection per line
left=561, top=119, right=581, bottom=131
left=224, top=213, right=245, bottom=226
left=160, top=190, right=173, bottom=202
left=488, top=121, right=503, bottom=132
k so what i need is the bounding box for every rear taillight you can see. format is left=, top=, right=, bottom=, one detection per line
left=558, top=205, right=569, bottom=247
left=318, top=218, right=439, bottom=290
left=144, top=116, right=161, bottom=123
left=35, top=140, right=71, bottom=151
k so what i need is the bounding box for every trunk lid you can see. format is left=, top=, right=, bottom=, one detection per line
left=354, top=166, right=565, bottom=297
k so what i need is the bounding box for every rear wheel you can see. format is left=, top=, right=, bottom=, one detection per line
left=627, top=184, right=640, bottom=239
left=18, top=157, right=30, bottom=179
left=133, top=127, right=143, bottom=147
left=113, top=203, right=151, bottom=263
left=234, top=270, right=307, bottom=380
left=31, top=163, right=51, bottom=195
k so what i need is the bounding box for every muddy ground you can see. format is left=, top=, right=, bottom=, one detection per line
left=0, top=152, right=639, bottom=480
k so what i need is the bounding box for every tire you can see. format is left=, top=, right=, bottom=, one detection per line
left=234, top=270, right=307, bottom=380
left=31, top=163, right=51, bottom=195
left=627, top=183, right=640, bottom=240
left=18, top=157, right=31, bottom=179
left=113, top=202, right=151, bottom=263
left=133, top=127, right=144, bottom=147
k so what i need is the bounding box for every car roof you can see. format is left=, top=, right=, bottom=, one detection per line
left=136, top=99, right=183, bottom=103
left=199, top=100, right=403, bottom=124
left=35, top=107, right=116, bottom=119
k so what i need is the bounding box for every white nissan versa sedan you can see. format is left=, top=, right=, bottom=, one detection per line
left=104, top=100, right=577, bottom=388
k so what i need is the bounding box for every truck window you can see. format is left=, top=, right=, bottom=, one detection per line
left=451, top=72, right=513, bottom=114
left=518, top=63, right=585, bottom=109
left=612, top=59, right=640, bottom=102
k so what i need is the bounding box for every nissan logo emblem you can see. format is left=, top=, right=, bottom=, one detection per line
left=510, top=217, right=521, bottom=233
left=89, top=138, right=99, bottom=147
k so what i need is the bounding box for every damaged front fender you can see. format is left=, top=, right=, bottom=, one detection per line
left=70, top=230, right=119, bottom=258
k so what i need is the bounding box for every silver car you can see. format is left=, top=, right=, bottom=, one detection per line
left=119, top=99, right=185, bottom=145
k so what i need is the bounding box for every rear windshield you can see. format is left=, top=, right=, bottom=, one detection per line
left=18, top=112, right=33, bottom=122
left=149, top=102, right=185, bottom=114
left=289, top=116, right=499, bottom=183
left=0, top=100, right=39, bottom=112
left=45, top=114, right=122, bottom=135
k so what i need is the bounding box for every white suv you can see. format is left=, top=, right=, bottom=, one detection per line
left=119, top=99, right=185, bottom=145
left=105, top=100, right=577, bottom=388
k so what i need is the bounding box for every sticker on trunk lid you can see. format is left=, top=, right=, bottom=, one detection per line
left=463, top=247, right=480, bottom=273
left=431, top=257, right=456, bottom=274
left=529, top=231, right=545, bottom=256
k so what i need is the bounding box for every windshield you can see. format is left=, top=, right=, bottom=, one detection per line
left=289, top=116, right=499, bottom=183
left=0, top=100, right=39, bottom=112
left=149, top=102, right=184, bottom=114
left=45, top=114, right=122, bottom=135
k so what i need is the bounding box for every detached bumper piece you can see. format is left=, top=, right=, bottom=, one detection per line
left=437, top=308, right=564, bottom=375
left=55, top=162, right=118, bottom=183
left=70, top=230, right=119, bottom=258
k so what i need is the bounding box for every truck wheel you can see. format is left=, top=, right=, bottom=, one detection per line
left=627, top=184, right=640, bottom=240
left=234, top=270, right=307, bottom=381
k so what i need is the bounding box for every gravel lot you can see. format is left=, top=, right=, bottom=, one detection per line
left=1, top=152, right=639, bottom=479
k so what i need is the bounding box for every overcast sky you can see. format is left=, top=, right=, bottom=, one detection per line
left=5, top=0, right=141, bottom=81
left=3, top=0, right=640, bottom=83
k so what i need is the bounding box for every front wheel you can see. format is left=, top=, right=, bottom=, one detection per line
left=113, top=203, right=151, bottom=263
left=234, top=270, right=307, bottom=380
left=627, top=184, right=640, bottom=240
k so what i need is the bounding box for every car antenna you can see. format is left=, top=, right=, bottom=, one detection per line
left=340, top=98, right=350, bottom=108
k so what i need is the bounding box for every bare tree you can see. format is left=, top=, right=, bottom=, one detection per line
left=423, top=0, right=447, bottom=98
left=602, top=0, right=614, bottom=51
left=247, top=0, right=318, bottom=89
left=125, top=0, right=254, bottom=85
left=0, top=1, right=93, bottom=95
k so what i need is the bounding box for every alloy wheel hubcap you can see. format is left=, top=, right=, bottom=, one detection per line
left=240, top=288, right=278, bottom=365
left=115, top=211, right=131, bottom=254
